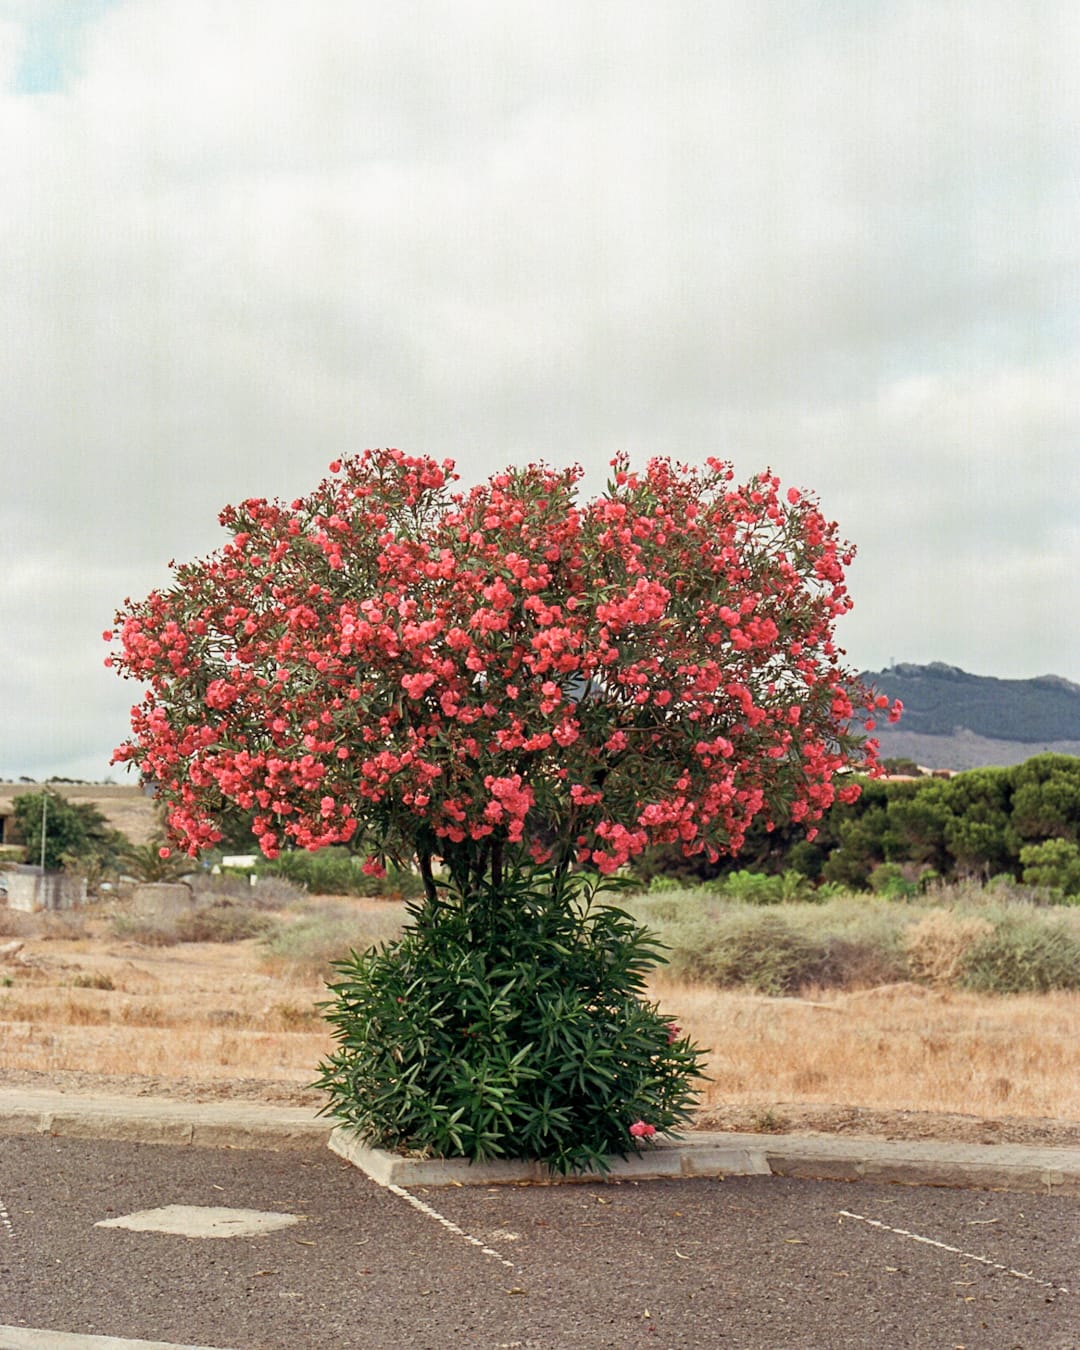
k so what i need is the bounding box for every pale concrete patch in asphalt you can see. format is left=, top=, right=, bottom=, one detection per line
left=94, top=1205, right=303, bottom=1239
left=0, top=1328, right=233, bottom=1349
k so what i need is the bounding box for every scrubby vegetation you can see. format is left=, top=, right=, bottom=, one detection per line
left=111, top=900, right=278, bottom=947
left=255, top=847, right=426, bottom=900
left=259, top=901, right=407, bottom=980
left=625, top=881, right=1080, bottom=996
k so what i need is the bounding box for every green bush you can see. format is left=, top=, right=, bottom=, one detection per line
left=694, top=869, right=817, bottom=905
left=260, top=904, right=407, bottom=981
left=960, top=914, right=1080, bottom=993
left=867, top=863, right=920, bottom=900
left=315, top=871, right=705, bottom=1174
left=257, top=847, right=426, bottom=900
left=1019, top=839, right=1080, bottom=900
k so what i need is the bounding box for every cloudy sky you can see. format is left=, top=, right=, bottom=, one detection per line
left=3, top=0, right=1079, bottom=782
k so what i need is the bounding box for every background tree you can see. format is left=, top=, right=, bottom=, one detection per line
left=115, top=838, right=198, bottom=883
left=937, top=769, right=1017, bottom=879
left=12, top=791, right=125, bottom=872
left=1019, top=838, right=1080, bottom=898
left=1010, top=754, right=1080, bottom=847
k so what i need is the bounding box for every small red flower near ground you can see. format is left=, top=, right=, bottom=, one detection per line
left=629, top=1120, right=657, bottom=1139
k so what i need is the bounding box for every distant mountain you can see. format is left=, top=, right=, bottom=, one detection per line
left=858, top=663, right=1080, bottom=771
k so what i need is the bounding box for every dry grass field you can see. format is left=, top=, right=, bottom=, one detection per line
left=0, top=782, right=158, bottom=847
left=2, top=890, right=1078, bottom=1145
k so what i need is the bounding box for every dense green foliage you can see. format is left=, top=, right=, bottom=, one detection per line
left=116, top=838, right=199, bottom=883
left=315, top=871, right=705, bottom=1174
left=256, top=847, right=426, bottom=900
left=12, top=791, right=126, bottom=872
left=638, top=754, right=1080, bottom=895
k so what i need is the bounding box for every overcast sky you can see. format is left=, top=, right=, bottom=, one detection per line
left=3, top=0, right=1079, bottom=782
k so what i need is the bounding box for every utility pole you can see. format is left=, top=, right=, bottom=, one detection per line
left=40, top=788, right=47, bottom=874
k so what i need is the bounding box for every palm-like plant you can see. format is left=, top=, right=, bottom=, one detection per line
left=117, top=838, right=197, bottom=883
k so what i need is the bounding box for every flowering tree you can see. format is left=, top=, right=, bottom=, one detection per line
left=108, top=450, right=898, bottom=888
left=107, top=450, right=899, bottom=1170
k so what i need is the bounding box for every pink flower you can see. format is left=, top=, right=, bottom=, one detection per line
left=628, top=1120, right=656, bottom=1139
left=665, top=1022, right=681, bottom=1043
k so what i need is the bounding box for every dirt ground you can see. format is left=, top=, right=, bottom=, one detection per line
left=2, top=896, right=1079, bottom=1150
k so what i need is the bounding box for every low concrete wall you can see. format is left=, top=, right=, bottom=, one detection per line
left=132, top=881, right=195, bottom=917
left=2, top=867, right=86, bottom=912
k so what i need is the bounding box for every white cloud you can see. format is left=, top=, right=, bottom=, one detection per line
left=2, top=0, right=1080, bottom=778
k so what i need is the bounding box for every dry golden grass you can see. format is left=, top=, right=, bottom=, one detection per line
left=0, top=936, right=330, bottom=1083
left=2, top=892, right=1078, bottom=1131
left=652, top=977, right=1080, bottom=1121
left=0, top=782, right=158, bottom=847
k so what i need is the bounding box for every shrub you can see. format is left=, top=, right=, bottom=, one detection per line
left=315, top=872, right=705, bottom=1174
left=189, top=871, right=308, bottom=910
left=111, top=902, right=277, bottom=946
left=666, top=911, right=833, bottom=995
left=904, top=911, right=995, bottom=987
left=715, top=870, right=785, bottom=905
left=175, top=903, right=277, bottom=943
left=960, top=914, right=1080, bottom=993
left=257, top=849, right=425, bottom=900
left=816, top=933, right=908, bottom=989
left=260, top=904, right=407, bottom=981
left=71, top=972, right=116, bottom=991
left=868, top=863, right=920, bottom=900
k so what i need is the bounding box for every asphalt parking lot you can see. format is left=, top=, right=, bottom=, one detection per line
left=1, top=1135, right=1077, bottom=1349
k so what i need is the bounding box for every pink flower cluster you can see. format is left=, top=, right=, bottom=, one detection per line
left=106, top=450, right=898, bottom=865
left=628, top=1120, right=657, bottom=1139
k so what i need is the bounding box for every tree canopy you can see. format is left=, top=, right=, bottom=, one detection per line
left=12, top=791, right=123, bottom=871
left=108, top=451, right=897, bottom=895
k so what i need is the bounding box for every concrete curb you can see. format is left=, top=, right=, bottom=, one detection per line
left=0, top=1089, right=331, bottom=1152
left=751, top=1131, right=1080, bottom=1195
left=328, top=1124, right=771, bottom=1186
left=329, top=1125, right=1080, bottom=1194
left=2, top=1090, right=1078, bottom=1194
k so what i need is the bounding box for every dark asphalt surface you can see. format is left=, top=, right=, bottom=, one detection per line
left=0, top=1136, right=1077, bottom=1349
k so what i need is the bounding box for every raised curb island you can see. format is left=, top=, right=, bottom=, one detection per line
left=328, top=1123, right=771, bottom=1186
left=2, top=1089, right=1078, bottom=1194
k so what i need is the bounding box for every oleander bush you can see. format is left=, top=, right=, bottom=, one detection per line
left=315, top=871, right=705, bottom=1174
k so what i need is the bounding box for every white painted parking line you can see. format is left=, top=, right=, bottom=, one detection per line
left=385, top=1183, right=518, bottom=1271
left=838, top=1209, right=1071, bottom=1295
left=0, top=1195, right=14, bottom=1240
left=94, top=1205, right=303, bottom=1239
left=0, top=1327, right=232, bottom=1350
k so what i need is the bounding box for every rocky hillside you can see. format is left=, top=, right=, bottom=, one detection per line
left=860, top=663, right=1080, bottom=770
